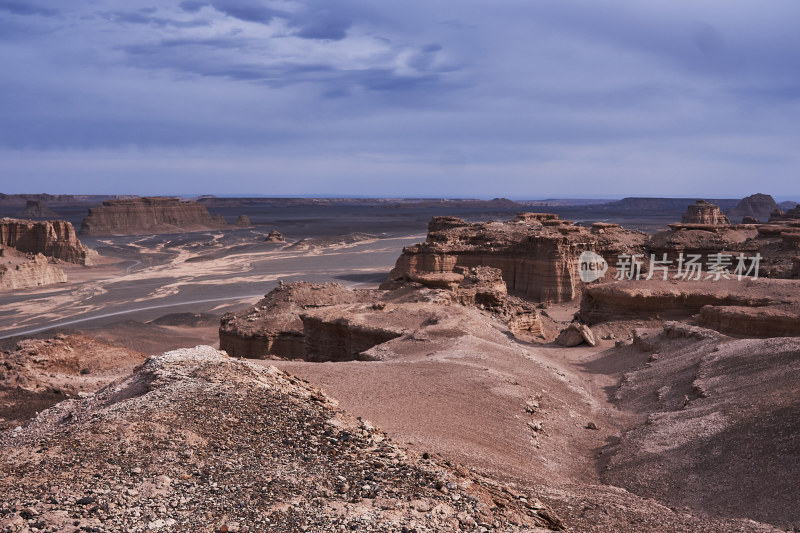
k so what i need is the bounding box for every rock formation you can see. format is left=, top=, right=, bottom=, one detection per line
left=14, top=200, right=58, bottom=219
left=769, top=203, right=800, bottom=222
left=219, top=283, right=369, bottom=359
left=234, top=214, right=251, bottom=227
left=580, top=278, right=800, bottom=337
left=0, top=346, right=561, bottom=531
left=220, top=273, right=545, bottom=359
left=727, top=193, right=778, bottom=223
left=0, top=250, right=67, bottom=290
left=0, top=218, right=92, bottom=265
left=382, top=213, right=647, bottom=303
left=264, top=230, right=285, bottom=243
left=78, top=197, right=226, bottom=236
left=680, top=200, right=730, bottom=225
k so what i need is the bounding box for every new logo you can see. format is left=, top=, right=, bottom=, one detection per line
left=579, top=251, right=608, bottom=282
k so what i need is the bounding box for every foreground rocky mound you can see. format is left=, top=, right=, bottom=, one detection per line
left=0, top=218, right=93, bottom=265
left=78, top=197, right=228, bottom=236
left=0, top=347, right=562, bottom=532
left=382, top=213, right=647, bottom=303
left=603, top=323, right=800, bottom=529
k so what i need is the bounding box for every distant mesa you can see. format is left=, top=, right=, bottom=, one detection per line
left=264, top=230, right=285, bottom=243
left=14, top=200, right=58, bottom=219
left=235, top=215, right=251, bottom=227
left=727, top=193, right=778, bottom=223
left=79, top=196, right=227, bottom=236
left=680, top=199, right=730, bottom=225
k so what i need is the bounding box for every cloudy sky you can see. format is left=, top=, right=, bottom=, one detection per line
left=1, top=0, right=799, bottom=198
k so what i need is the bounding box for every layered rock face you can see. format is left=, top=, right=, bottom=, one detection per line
left=580, top=278, right=800, bottom=337
left=680, top=200, right=731, bottom=225
left=0, top=218, right=92, bottom=265
left=0, top=252, right=67, bottom=290
left=727, top=193, right=778, bottom=223
left=219, top=283, right=371, bottom=359
left=79, top=197, right=226, bottom=236
left=382, top=213, right=647, bottom=303
left=234, top=214, right=251, bottom=227
left=220, top=274, right=545, bottom=359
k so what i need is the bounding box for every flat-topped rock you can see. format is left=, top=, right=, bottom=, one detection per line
left=79, top=196, right=226, bottom=236
left=382, top=214, right=647, bottom=303
left=681, top=200, right=730, bottom=225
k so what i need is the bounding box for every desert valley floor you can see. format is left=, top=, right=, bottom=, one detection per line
left=1, top=195, right=800, bottom=532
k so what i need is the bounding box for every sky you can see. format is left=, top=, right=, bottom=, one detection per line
left=1, top=0, right=799, bottom=199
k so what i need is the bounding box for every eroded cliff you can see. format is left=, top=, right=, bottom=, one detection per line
left=0, top=218, right=92, bottom=265
left=381, top=213, right=647, bottom=303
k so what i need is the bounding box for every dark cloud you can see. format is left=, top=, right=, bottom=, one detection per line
left=179, top=1, right=209, bottom=13
left=0, top=0, right=58, bottom=17
left=101, top=10, right=210, bottom=28
left=209, top=0, right=286, bottom=23
left=292, top=9, right=351, bottom=41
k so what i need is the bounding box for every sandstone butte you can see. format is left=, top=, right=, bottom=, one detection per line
left=78, top=196, right=228, bottom=236
left=381, top=213, right=648, bottom=303
left=0, top=218, right=92, bottom=265
left=680, top=199, right=731, bottom=225
left=726, top=193, right=779, bottom=223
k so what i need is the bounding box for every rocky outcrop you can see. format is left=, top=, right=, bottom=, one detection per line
left=14, top=200, right=58, bottom=219
left=680, top=200, right=730, bottom=225
left=264, top=230, right=285, bottom=243
left=580, top=278, right=800, bottom=337
left=769, top=203, right=800, bottom=222
left=220, top=273, right=546, bottom=360
left=79, top=197, right=226, bottom=236
left=0, top=218, right=92, bottom=265
left=382, top=213, right=647, bottom=303
left=219, top=282, right=371, bottom=359
left=234, top=215, right=251, bottom=227
left=727, top=193, right=778, bottom=223
left=0, top=252, right=67, bottom=290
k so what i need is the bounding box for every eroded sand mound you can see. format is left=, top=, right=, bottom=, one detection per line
left=603, top=323, right=800, bottom=529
